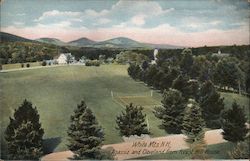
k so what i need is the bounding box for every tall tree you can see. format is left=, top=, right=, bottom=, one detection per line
left=180, top=48, right=194, bottom=74
left=116, top=103, right=148, bottom=136
left=5, top=99, right=44, bottom=160
left=68, top=100, right=104, bottom=159
left=172, top=74, right=190, bottom=99
left=182, top=99, right=205, bottom=143
left=221, top=101, right=248, bottom=143
left=182, top=99, right=207, bottom=159
left=154, top=89, right=185, bottom=134
left=213, top=58, right=243, bottom=90
left=199, top=80, right=224, bottom=128
left=145, top=64, right=158, bottom=86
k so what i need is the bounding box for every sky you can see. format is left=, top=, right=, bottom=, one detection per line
left=0, top=0, right=249, bottom=47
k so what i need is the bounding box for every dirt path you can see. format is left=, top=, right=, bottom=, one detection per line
left=41, top=129, right=226, bottom=160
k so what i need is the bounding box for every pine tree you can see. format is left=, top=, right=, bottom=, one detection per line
left=221, top=101, right=248, bottom=143
left=199, top=80, right=224, bottom=128
left=172, top=74, right=189, bottom=99
left=154, top=88, right=185, bottom=134
left=5, top=99, right=44, bottom=160
left=68, top=100, right=104, bottom=159
left=182, top=99, right=205, bottom=143
left=116, top=103, right=149, bottom=136
left=182, top=99, right=207, bottom=159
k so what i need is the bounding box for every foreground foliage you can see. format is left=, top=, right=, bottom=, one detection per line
left=116, top=103, right=149, bottom=136
left=5, top=99, right=44, bottom=160
left=68, top=100, right=105, bottom=159
left=221, top=101, right=248, bottom=143
left=154, top=89, right=185, bottom=134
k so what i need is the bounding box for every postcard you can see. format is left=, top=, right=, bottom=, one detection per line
left=0, top=0, right=249, bottom=160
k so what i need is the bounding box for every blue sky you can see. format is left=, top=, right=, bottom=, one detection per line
left=1, top=0, right=249, bottom=46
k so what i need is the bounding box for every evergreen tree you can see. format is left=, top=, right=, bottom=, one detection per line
left=186, top=79, right=200, bottom=101
left=182, top=99, right=205, bottom=142
left=116, top=103, right=148, bottom=136
left=154, top=89, right=185, bottom=134
left=172, top=74, right=189, bottom=99
left=199, top=80, right=224, bottom=128
left=5, top=99, right=44, bottom=160
left=141, top=60, right=149, bottom=71
left=182, top=99, right=207, bottom=159
left=221, top=101, right=248, bottom=143
left=68, top=100, right=104, bottom=159
left=145, top=64, right=158, bottom=86
left=180, top=48, right=194, bottom=75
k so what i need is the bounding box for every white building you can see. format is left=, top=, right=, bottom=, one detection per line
left=57, top=53, right=75, bottom=64
left=151, top=48, right=159, bottom=64
left=212, top=50, right=230, bottom=57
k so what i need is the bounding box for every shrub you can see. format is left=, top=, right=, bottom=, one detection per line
left=21, top=63, right=24, bottom=68
left=26, top=63, right=30, bottom=68
left=41, top=61, right=47, bottom=66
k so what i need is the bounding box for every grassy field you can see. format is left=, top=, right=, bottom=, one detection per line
left=0, top=64, right=249, bottom=158
left=0, top=64, right=165, bottom=156
left=2, top=62, right=41, bottom=70
left=221, top=92, right=250, bottom=121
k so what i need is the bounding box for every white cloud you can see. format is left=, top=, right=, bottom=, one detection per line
left=97, top=18, right=111, bottom=24
left=84, top=9, right=109, bottom=17
left=13, top=21, right=24, bottom=26
left=131, top=15, right=146, bottom=26
left=34, top=10, right=82, bottom=22
left=17, top=13, right=26, bottom=16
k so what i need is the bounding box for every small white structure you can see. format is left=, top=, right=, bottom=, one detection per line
left=151, top=48, right=159, bottom=64
left=57, top=53, right=75, bottom=64
left=212, top=50, right=230, bottom=57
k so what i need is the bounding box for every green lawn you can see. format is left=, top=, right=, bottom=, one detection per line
left=2, top=62, right=42, bottom=70
left=0, top=64, right=165, bottom=156
left=0, top=64, right=249, bottom=159
left=221, top=92, right=250, bottom=121
left=134, top=142, right=234, bottom=160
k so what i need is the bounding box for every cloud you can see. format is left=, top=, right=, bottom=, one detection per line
left=17, top=13, right=26, bottom=16
left=84, top=9, right=109, bottom=17
left=13, top=21, right=24, bottom=26
left=97, top=18, right=111, bottom=25
left=131, top=15, right=146, bottom=26
left=34, top=10, right=82, bottom=22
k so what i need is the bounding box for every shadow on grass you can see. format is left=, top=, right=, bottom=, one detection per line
left=43, top=137, right=62, bottom=154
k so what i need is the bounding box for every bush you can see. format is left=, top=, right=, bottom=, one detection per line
left=41, top=61, right=47, bottom=66
left=85, top=60, right=100, bottom=66
left=21, top=63, right=24, bottom=68
left=26, top=63, right=30, bottom=68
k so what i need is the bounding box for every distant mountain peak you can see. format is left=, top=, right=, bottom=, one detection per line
left=68, top=37, right=96, bottom=46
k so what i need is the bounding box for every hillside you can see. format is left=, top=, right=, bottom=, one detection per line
left=0, top=32, right=35, bottom=43
left=36, top=38, right=68, bottom=46
left=68, top=37, right=96, bottom=46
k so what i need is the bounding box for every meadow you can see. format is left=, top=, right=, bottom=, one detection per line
left=2, top=61, right=42, bottom=70
left=0, top=64, right=249, bottom=158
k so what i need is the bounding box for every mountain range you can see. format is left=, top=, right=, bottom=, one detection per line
left=1, top=32, right=184, bottom=49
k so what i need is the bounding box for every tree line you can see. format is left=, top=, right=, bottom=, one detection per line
left=127, top=48, right=249, bottom=159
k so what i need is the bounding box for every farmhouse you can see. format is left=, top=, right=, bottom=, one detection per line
left=57, top=53, right=75, bottom=64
